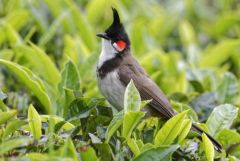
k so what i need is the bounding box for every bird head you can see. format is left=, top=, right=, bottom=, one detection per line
left=97, top=8, right=130, bottom=53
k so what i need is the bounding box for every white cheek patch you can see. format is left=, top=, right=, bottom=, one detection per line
left=113, top=42, right=124, bottom=52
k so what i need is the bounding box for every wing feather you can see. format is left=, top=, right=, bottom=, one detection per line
left=118, top=56, right=176, bottom=119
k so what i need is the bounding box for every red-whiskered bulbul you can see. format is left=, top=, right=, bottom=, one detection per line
left=96, top=8, right=223, bottom=152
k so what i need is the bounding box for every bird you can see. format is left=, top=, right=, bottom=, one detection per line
left=96, top=8, right=223, bottom=152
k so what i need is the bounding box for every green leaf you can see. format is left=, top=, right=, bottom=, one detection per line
left=23, top=153, right=57, bottom=161
left=40, top=115, right=75, bottom=131
left=65, top=0, right=95, bottom=51
left=66, top=97, right=104, bottom=120
left=0, top=138, right=30, bottom=155
left=38, top=11, right=66, bottom=47
left=124, top=80, right=141, bottom=112
left=171, top=100, right=198, bottom=122
left=154, top=111, right=188, bottom=146
left=58, top=59, right=80, bottom=92
left=202, top=133, right=214, bottom=161
left=0, top=59, right=51, bottom=113
left=0, top=110, right=17, bottom=125
left=140, top=99, right=152, bottom=109
left=206, top=104, right=238, bottom=136
left=93, top=143, right=112, bottom=161
left=216, top=129, right=240, bottom=146
left=133, top=145, right=179, bottom=161
left=0, top=100, right=9, bottom=112
left=61, top=137, right=78, bottom=161
left=80, top=145, right=99, bottom=161
left=3, top=119, right=26, bottom=139
left=105, top=111, right=124, bottom=142
left=86, top=0, right=113, bottom=25
left=215, top=72, right=239, bottom=104
left=14, top=43, right=61, bottom=86
left=127, top=138, right=141, bottom=156
left=5, top=9, right=29, bottom=31
left=122, top=111, right=145, bottom=139
left=177, top=119, right=192, bottom=144
left=28, top=104, right=42, bottom=140
left=199, top=39, right=240, bottom=67
left=179, top=20, right=196, bottom=45
left=58, top=59, right=81, bottom=116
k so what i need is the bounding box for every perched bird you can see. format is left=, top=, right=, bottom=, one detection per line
left=96, top=8, right=223, bottom=152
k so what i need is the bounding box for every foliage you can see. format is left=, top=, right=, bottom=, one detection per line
left=0, top=0, right=240, bottom=160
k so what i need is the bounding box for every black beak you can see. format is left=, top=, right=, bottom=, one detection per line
left=96, top=33, right=110, bottom=40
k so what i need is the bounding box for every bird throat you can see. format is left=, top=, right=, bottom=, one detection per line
left=97, top=54, right=123, bottom=79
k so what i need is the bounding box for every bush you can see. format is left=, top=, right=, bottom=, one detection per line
left=0, top=0, right=239, bottom=160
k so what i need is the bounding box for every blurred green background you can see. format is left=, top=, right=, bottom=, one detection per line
left=0, top=0, right=239, bottom=115
left=0, top=0, right=240, bottom=160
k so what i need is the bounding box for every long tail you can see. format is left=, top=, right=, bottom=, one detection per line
left=191, top=123, right=223, bottom=153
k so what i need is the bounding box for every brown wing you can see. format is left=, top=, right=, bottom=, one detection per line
left=118, top=55, right=176, bottom=119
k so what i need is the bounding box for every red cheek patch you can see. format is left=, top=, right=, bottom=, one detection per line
left=116, top=40, right=126, bottom=50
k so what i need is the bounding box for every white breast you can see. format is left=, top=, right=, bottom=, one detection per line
left=97, top=70, right=125, bottom=110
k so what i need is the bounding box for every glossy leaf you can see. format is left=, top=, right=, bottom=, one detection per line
left=206, top=104, right=238, bottom=136
left=133, top=145, right=179, bottom=161
left=202, top=133, right=214, bottom=161
left=124, top=80, right=141, bottom=112
left=14, top=43, right=61, bottom=86
left=216, top=129, right=240, bottom=146
left=177, top=119, right=192, bottom=144
left=105, top=111, right=123, bottom=142
left=0, top=59, right=51, bottom=113
left=0, top=110, right=17, bottom=125
left=216, top=72, right=239, bottom=104
left=0, top=138, right=30, bottom=155
left=122, top=111, right=145, bottom=138
left=3, top=119, right=26, bottom=138
left=28, top=104, right=42, bottom=140
left=154, top=111, right=188, bottom=146
left=127, top=138, right=141, bottom=156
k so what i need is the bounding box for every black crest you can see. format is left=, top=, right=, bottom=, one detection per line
left=105, top=8, right=130, bottom=47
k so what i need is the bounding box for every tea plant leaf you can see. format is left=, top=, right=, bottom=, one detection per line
left=124, top=80, right=141, bottom=112
left=216, top=72, right=239, bottom=104
left=154, top=111, right=188, bottom=146
left=41, top=115, right=75, bottom=131
left=179, top=20, right=196, bottom=45
left=0, top=59, right=51, bottom=113
left=133, top=145, right=179, bottom=161
left=177, top=119, right=192, bottom=144
left=28, top=104, right=42, bottom=140
left=0, top=110, right=17, bottom=125
left=216, top=129, right=240, bottom=146
left=202, top=133, right=214, bottom=161
left=122, top=111, right=145, bottom=139
left=3, top=120, right=26, bottom=139
left=14, top=43, right=61, bottom=86
left=0, top=100, right=9, bottom=112
left=58, top=59, right=81, bottom=116
left=105, top=111, right=123, bottom=142
left=58, top=59, right=80, bottom=92
left=199, top=39, right=240, bottom=67
left=65, top=0, right=95, bottom=51
left=79, top=145, right=99, bottom=161
left=0, top=138, right=30, bottom=155
left=206, top=104, right=238, bottom=136
left=61, top=137, right=78, bottom=161
left=127, top=138, right=141, bottom=156
left=5, top=9, right=29, bottom=31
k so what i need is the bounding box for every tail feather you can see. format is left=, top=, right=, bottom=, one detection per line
left=192, top=123, right=223, bottom=153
